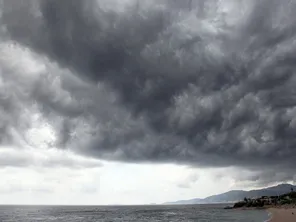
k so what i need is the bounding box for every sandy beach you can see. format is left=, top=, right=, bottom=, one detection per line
left=268, top=207, right=296, bottom=222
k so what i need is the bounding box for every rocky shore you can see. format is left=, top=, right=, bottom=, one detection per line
left=224, top=190, right=296, bottom=209
left=223, top=190, right=296, bottom=221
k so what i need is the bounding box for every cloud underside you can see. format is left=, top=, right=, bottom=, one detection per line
left=1, top=0, right=296, bottom=182
left=0, top=147, right=102, bottom=169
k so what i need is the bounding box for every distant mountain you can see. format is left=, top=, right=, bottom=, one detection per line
left=165, top=198, right=202, bottom=205
left=164, top=184, right=296, bottom=205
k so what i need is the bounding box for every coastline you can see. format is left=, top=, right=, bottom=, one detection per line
left=229, top=189, right=296, bottom=221
left=231, top=205, right=296, bottom=221
left=267, top=206, right=296, bottom=222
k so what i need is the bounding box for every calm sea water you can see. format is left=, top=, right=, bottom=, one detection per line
left=0, top=204, right=270, bottom=222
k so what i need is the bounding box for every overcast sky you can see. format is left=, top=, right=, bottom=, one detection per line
left=0, top=0, right=296, bottom=205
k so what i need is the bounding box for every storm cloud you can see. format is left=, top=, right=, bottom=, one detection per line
left=1, top=0, right=296, bottom=182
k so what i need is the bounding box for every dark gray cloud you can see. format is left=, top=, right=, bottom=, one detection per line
left=1, top=0, right=296, bottom=182
left=230, top=167, right=296, bottom=188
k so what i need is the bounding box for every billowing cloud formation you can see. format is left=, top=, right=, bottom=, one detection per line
left=1, top=0, right=296, bottom=181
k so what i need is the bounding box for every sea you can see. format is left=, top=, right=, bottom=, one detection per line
left=0, top=204, right=271, bottom=222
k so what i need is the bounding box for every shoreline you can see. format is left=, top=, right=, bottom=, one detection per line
left=266, top=206, right=296, bottom=222
left=231, top=205, right=296, bottom=222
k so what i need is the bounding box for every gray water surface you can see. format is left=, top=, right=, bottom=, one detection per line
left=0, top=204, right=270, bottom=222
